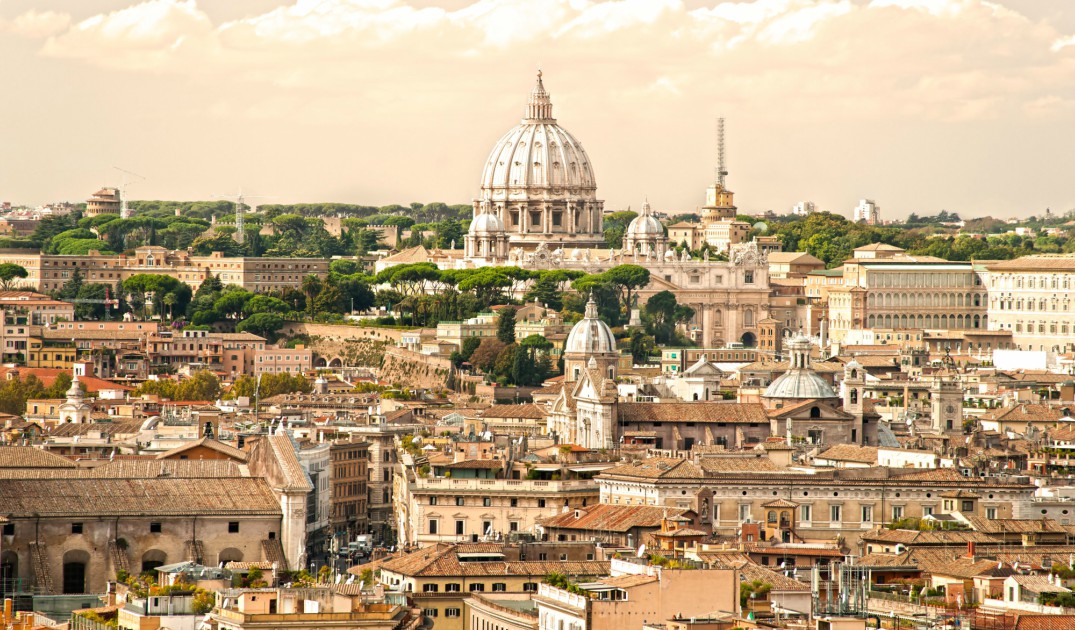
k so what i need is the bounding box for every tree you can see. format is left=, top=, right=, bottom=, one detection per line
left=236, top=312, right=284, bottom=340
left=434, top=219, right=464, bottom=249
left=470, top=338, right=507, bottom=374
left=0, top=263, right=28, bottom=290
left=176, top=370, right=222, bottom=401
left=497, top=307, right=517, bottom=344
left=246, top=295, right=291, bottom=314
left=602, top=265, right=651, bottom=315
left=629, top=329, right=656, bottom=363
left=644, top=291, right=695, bottom=344
left=603, top=210, right=637, bottom=248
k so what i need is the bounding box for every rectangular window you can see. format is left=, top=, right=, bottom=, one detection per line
left=892, top=506, right=904, bottom=521
left=469, top=583, right=485, bottom=592
left=830, top=505, right=842, bottom=523
left=492, top=583, right=506, bottom=592
left=962, top=500, right=974, bottom=512
left=429, top=496, right=437, bottom=505
left=2, top=523, right=13, bottom=535
left=523, top=582, right=538, bottom=592
left=228, top=521, right=240, bottom=533
left=455, top=496, right=465, bottom=506
left=423, top=584, right=439, bottom=593
left=446, top=609, right=461, bottom=618
left=455, top=520, right=465, bottom=536
left=986, top=507, right=997, bottom=519
left=537, top=499, right=546, bottom=508
left=150, top=522, right=162, bottom=533
left=423, top=609, right=438, bottom=618
left=800, top=505, right=811, bottom=522
left=510, top=498, right=518, bottom=508
left=923, top=506, right=934, bottom=516
left=71, top=523, right=83, bottom=534
left=428, top=520, right=438, bottom=535
left=483, top=497, right=491, bottom=507
left=509, top=521, right=519, bottom=532
left=445, top=583, right=461, bottom=592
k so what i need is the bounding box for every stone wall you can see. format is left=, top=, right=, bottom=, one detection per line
left=379, top=347, right=454, bottom=391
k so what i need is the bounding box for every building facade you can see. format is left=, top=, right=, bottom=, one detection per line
left=986, top=255, right=1075, bottom=353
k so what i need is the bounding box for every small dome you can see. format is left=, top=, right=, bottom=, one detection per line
left=763, top=370, right=837, bottom=400
left=763, top=333, right=837, bottom=400
left=565, top=295, right=616, bottom=355
left=626, top=200, right=663, bottom=237
left=469, top=211, right=505, bottom=235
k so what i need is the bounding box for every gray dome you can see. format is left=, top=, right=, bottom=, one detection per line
left=565, top=295, right=616, bottom=355
left=480, top=72, right=596, bottom=197
left=626, top=199, right=663, bottom=237
left=469, top=211, right=505, bottom=235
left=763, top=370, right=837, bottom=400
left=763, top=333, right=836, bottom=400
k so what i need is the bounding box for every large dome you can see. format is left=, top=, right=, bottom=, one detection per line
left=479, top=71, right=597, bottom=197
left=565, top=295, right=617, bottom=356
left=763, top=334, right=837, bottom=400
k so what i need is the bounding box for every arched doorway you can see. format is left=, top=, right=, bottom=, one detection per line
left=218, top=548, right=243, bottom=565
left=313, top=356, right=327, bottom=368
left=1, top=551, right=17, bottom=596
left=740, top=332, right=757, bottom=348
left=63, top=550, right=90, bottom=594
left=329, top=358, right=343, bottom=368
left=141, top=549, right=167, bottom=574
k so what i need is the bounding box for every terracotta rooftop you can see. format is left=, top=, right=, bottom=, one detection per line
left=617, top=402, right=769, bottom=424
left=816, top=444, right=879, bottom=464
left=0, top=477, right=280, bottom=517
left=156, top=436, right=248, bottom=462
left=0, top=446, right=76, bottom=468
left=375, top=543, right=610, bottom=578
left=540, top=504, right=689, bottom=533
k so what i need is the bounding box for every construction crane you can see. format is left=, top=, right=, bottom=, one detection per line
left=113, top=166, right=145, bottom=219
left=63, top=288, right=120, bottom=320
left=211, top=189, right=275, bottom=245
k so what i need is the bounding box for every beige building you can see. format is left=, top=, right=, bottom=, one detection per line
left=210, top=588, right=409, bottom=630
left=986, top=255, right=1075, bottom=352
left=826, top=244, right=987, bottom=342
left=0, top=247, right=328, bottom=294
left=596, top=462, right=1033, bottom=546
left=767, top=252, right=825, bottom=280
left=254, top=346, right=312, bottom=375
left=535, top=559, right=739, bottom=630
left=86, top=187, right=121, bottom=217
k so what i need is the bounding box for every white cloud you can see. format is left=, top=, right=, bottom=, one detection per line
left=4, top=10, right=71, bottom=38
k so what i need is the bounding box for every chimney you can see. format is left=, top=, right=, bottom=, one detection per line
left=967, top=541, right=976, bottom=560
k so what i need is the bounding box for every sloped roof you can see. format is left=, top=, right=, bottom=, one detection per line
left=817, top=444, right=878, bottom=464
left=0, top=367, right=132, bottom=392
left=48, top=420, right=144, bottom=438
left=618, top=402, right=768, bottom=424
left=599, top=457, right=704, bottom=480
left=0, top=477, right=280, bottom=517
left=738, top=564, right=810, bottom=591
left=156, top=436, right=248, bottom=462
left=0, top=446, right=77, bottom=468
left=376, top=543, right=609, bottom=578
left=266, top=434, right=314, bottom=492
left=540, top=504, right=688, bottom=533
left=479, top=404, right=547, bottom=420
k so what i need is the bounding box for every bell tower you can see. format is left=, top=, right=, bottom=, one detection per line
left=931, top=349, right=963, bottom=434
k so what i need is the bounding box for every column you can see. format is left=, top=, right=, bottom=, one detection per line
left=702, top=304, right=714, bottom=348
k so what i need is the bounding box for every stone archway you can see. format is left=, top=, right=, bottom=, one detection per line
left=141, top=549, right=167, bottom=574
left=63, top=549, right=90, bottom=594
left=313, top=356, right=327, bottom=368
left=740, top=332, right=757, bottom=348
left=218, top=548, right=243, bottom=565
left=329, top=358, right=343, bottom=368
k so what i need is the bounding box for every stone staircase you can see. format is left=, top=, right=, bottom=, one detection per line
left=185, top=540, right=205, bottom=564
left=107, top=540, right=131, bottom=578
left=28, top=542, right=54, bottom=594
left=261, top=539, right=288, bottom=571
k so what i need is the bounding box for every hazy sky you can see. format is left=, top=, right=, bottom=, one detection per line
left=1, top=0, right=1074, bottom=219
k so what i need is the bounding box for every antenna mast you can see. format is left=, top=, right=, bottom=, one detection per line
left=235, top=192, right=246, bottom=245
left=113, top=166, right=145, bottom=219
left=716, top=117, right=727, bottom=189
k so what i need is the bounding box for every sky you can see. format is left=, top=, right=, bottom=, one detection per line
left=1, top=0, right=1074, bottom=220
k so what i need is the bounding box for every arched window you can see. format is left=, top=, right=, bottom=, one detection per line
left=810, top=406, right=821, bottom=419
left=851, top=389, right=858, bottom=404
left=767, top=511, right=777, bottom=523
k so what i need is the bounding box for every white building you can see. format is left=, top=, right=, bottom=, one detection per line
left=791, top=201, right=816, bottom=216
left=853, top=199, right=881, bottom=225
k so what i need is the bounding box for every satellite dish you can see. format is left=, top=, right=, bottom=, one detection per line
left=752, top=222, right=769, bottom=233
left=637, top=543, right=647, bottom=557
